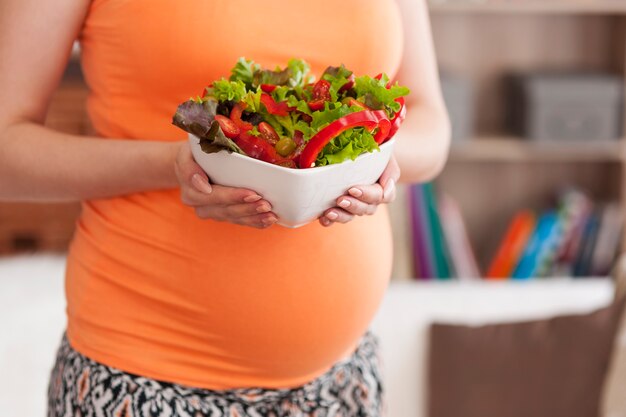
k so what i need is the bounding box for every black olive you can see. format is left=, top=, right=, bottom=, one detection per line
left=241, top=111, right=264, bottom=126
left=216, top=100, right=235, bottom=117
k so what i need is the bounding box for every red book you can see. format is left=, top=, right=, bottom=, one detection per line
left=486, top=211, right=536, bottom=279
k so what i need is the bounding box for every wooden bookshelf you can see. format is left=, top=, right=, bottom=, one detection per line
left=429, top=0, right=626, bottom=15
left=414, top=5, right=626, bottom=274
left=450, top=137, right=625, bottom=162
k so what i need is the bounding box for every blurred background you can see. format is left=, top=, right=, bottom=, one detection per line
left=3, top=1, right=626, bottom=416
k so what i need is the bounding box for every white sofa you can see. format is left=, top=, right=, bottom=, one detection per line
left=0, top=255, right=615, bottom=417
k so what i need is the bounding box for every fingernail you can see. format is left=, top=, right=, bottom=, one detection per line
left=383, top=179, right=395, bottom=200
left=244, top=194, right=262, bottom=203
left=262, top=216, right=277, bottom=226
left=348, top=188, right=362, bottom=198
left=338, top=199, right=350, bottom=208
left=326, top=211, right=338, bottom=220
left=256, top=204, right=271, bottom=213
left=192, top=174, right=212, bottom=194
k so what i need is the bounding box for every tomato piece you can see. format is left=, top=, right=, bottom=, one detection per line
left=214, top=115, right=240, bottom=139
left=312, top=79, right=331, bottom=101
left=234, top=131, right=282, bottom=164
left=307, top=99, right=325, bottom=111
left=261, top=84, right=277, bottom=93
left=307, top=79, right=332, bottom=111
left=260, top=93, right=292, bottom=116
left=229, top=103, right=253, bottom=131
left=258, top=122, right=280, bottom=145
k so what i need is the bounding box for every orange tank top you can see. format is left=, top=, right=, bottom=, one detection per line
left=66, top=0, right=403, bottom=389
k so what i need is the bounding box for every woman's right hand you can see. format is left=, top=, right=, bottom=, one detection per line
left=174, top=142, right=279, bottom=229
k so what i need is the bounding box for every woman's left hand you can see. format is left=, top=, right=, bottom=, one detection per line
left=319, top=155, right=401, bottom=227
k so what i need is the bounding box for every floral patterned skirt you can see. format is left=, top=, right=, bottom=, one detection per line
left=47, top=331, right=385, bottom=417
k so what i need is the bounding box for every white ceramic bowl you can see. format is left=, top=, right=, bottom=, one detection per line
left=189, top=133, right=395, bottom=228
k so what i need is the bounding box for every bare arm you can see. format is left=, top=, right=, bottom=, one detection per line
left=0, top=0, right=179, bottom=202
left=393, top=0, right=451, bottom=183
left=321, top=0, right=450, bottom=225
left=0, top=0, right=277, bottom=228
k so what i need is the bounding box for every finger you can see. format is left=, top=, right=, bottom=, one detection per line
left=210, top=184, right=263, bottom=205
left=224, top=200, right=273, bottom=218
left=378, top=155, right=401, bottom=188
left=182, top=184, right=262, bottom=207
left=347, top=183, right=384, bottom=205
left=194, top=201, right=272, bottom=219
left=336, top=196, right=377, bottom=216
left=383, top=180, right=396, bottom=204
left=234, top=212, right=279, bottom=229
left=381, top=178, right=396, bottom=203
left=323, top=208, right=354, bottom=225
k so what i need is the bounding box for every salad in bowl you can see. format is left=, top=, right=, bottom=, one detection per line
left=172, top=58, right=409, bottom=227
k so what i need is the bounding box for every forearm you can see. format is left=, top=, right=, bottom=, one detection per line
left=393, top=103, right=451, bottom=183
left=0, top=121, right=180, bottom=202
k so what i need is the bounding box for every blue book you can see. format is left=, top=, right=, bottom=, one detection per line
left=512, top=211, right=559, bottom=280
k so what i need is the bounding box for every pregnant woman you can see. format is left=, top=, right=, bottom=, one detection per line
left=0, top=0, right=449, bottom=415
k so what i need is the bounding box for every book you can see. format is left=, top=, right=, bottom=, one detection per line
left=591, top=204, right=623, bottom=276
left=512, top=211, right=559, bottom=279
left=439, top=193, right=480, bottom=279
left=550, top=189, right=593, bottom=276
left=423, top=183, right=453, bottom=279
left=409, top=184, right=435, bottom=279
left=572, top=212, right=601, bottom=277
left=486, top=211, right=536, bottom=279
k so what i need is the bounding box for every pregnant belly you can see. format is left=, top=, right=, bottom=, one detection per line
left=66, top=191, right=393, bottom=389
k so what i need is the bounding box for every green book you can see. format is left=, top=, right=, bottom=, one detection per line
left=423, top=183, right=453, bottom=279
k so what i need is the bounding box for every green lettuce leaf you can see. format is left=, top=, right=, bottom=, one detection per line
left=229, top=58, right=260, bottom=88
left=354, top=74, right=410, bottom=116
left=321, top=64, right=353, bottom=101
left=315, top=128, right=379, bottom=166
left=310, top=103, right=354, bottom=131
left=207, top=79, right=247, bottom=103
left=241, top=89, right=263, bottom=113
left=251, top=58, right=312, bottom=88
left=286, top=58, right=313, bottom=87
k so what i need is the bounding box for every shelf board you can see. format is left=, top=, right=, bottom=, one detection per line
left=429, top=0, right=626, bottom=14
left=449, top=137, right=625, bottom=162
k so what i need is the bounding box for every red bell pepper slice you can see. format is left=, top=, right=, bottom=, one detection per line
left=229, top=103, right=253, bottom=132
left=385, top=97, right=406, bottom=142
left=372, top=74, right=406, bottom=143
left=260, top=93, right=292, bottom=116
left=298, top=110, right=390, bottom=168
